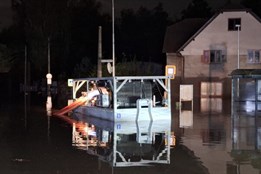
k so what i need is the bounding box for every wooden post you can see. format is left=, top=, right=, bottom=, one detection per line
left=97, top=26, right=102, bottom=77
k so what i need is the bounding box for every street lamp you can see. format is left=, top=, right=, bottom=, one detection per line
left=235, top=24, right=241, bottom=69
left=235, top=24, right=241, bottom=98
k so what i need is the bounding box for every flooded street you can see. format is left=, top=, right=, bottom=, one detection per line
left=0, top=97, right=260, bottom=174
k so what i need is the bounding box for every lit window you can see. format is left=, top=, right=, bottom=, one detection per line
left=201, top=82, right=222, bottom=97
left=228, top=18, right=241, bottom=31
left=247, top=50, right=261, bottom=63
left=201, top=50, right=226, bottom=64
left=200, top=81, right=223, bottom=113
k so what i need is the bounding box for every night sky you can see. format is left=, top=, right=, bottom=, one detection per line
left=98, top=0, right=229, bottom=17
left=0, top=0, right=12, bottom=30
left=0, top=0, right=242, bottom=30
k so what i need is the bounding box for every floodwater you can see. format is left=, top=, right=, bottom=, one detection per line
left=0, top=97, right=261, bottom=174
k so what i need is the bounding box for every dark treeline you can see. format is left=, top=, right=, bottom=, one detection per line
left=0, top=0, right=172, bottom=81
left=0, top=0, right=261, bottom=82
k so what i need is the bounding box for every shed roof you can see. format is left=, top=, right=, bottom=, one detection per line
left=230, top=69, right=261, bottom=78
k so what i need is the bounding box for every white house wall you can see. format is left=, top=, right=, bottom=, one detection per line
left=180, top=11, right=261, bottom=78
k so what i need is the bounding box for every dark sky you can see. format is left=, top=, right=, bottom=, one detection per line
left=0, top=0, right=12, bottom=30
left=0, top=0, right=241, bottom=30
left=97, top=0, right=241, bottom=17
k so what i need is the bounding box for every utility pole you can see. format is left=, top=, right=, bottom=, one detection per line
left=97, top=26, right=102, bottom=77
left=24, top=45, right=27, bottom=128
left=112, top=0, right=115, bottom=77
left=46, top=37, right=52, bottom=114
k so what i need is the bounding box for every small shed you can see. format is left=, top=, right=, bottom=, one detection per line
left=230, top=69, right=261, bottom=116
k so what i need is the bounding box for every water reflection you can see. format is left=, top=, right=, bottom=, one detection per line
left=179, top=110, right=193, bottom=128
left=176, top=111, right=231, bottom=174
left=51, top=100, right=261, bottom=173
left=230, top=107, right=261, bottom=173
left=4, top=96, right=261, bottom=173
left=71, top=113, right=174, bottom=167
left=229, top=75, right=261, bottom=173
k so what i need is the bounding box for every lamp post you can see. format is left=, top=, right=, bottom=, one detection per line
left=235, top=24, right=241, bottom=69
left=235, top=24, right=241, bottom=98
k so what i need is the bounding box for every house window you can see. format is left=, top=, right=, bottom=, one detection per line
left=201, top=50, right=226, bottom=64
left=228, top=18, right=241, bottom=31
left=247, top=50, right=261, bottom=63
left=200, top=82, right=223, bottom=112
left=201, top=82, right=222, bottom=97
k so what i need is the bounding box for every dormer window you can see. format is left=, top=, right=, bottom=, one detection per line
left=228, top=18, right=241, bottom=31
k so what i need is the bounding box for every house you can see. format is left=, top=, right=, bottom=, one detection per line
left=163, top=6, right=261, bottom=113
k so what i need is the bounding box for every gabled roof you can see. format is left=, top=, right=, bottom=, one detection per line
left=163, top=5, right=261, bottom=54
left=162, top=18, right=207, bottom=53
